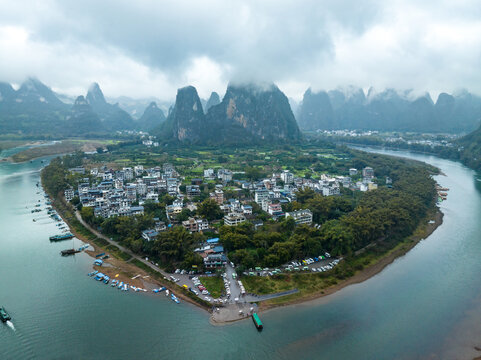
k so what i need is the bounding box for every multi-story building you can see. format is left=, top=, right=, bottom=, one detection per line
left=281, top=170, right=294, bottom=184
left=224, top=212, right=246, bottom=226
left=210, top=188, right=224, bottom=205
left=285, top=209, right=313, bottom=225
left=182, top=217, right=209, bottom=233
left=254, top=189, right=269, bottom=205
left=362, top=167, right=374, bottom=179
left=64, top=188, right=75, bottom=202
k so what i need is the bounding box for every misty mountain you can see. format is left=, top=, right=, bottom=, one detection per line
left=138, top=101, right=166, bottom=131
left=85, top=83, right=135, bottom=131
left=0, top=77, right=68, bottom=135
left=204, top=92, right=220, bottom=113
left=66, top=96, right=103, bottom=134
left=156, top=83, right=301, bottom=145
left=156, top=86, right=206, bottom=143
left=107, top=95, right=170, bottom=120
left=297, top=87, right=481, bottom=133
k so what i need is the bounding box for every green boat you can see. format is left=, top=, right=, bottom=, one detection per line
left=49, top=233, right=74, bottom=242
left=0, top=307, right=11, bottom=322
left=252, top=312, right=263, bottom=330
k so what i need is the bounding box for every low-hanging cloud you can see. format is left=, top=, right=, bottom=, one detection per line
left=0, top=0, right=480, bottom=101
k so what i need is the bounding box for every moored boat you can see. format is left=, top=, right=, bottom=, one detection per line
left=252, top=313, right=263, bottom=330
left=60, top=249, right=80, bottom=256
left=49, top=233, right=74, bottom=242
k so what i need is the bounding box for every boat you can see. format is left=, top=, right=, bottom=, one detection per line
left=95, top=253, right=105, bottom=258
left=171, top=294, right=180, bottom=304
left=111, top=280, right=118, bottom=287
left=49, top=233, right=74, bottom=242
left=60, top=249, right=80, bottom=256
left=165, top=289, right=170, bottom=296
left=94, top=259, right=103, bottom=266
left=117, top=281, right=124, bottom=289
left=94, top=273, right=105, bottom=281
left=103, top=276, right=110, bottom=284
left=252, top=313, right=263, bottom=330
left=0, top=307, right=11, bottom=322
left=88, top=270, right=98, bottom=277
left=32, top=219, right=36, bottom=222
left=102, top=255, right=109, bottom=260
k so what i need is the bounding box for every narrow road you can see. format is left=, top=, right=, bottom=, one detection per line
left=74, top=210, right=170, bottom=279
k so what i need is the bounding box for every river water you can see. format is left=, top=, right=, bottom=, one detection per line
left=1, top=147, right=481, bottom=360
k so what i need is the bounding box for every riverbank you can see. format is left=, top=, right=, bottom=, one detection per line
left=42, top=185, right=212, bottom=312
left=255, top=206, right=443, bottom=312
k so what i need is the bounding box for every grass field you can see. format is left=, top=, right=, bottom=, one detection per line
left=201, top=276, right=224, bottom=298
left=10, top=139, right=120, bottom=162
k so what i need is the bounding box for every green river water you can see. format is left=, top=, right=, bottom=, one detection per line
left=1, top=146, right=481, bottom=359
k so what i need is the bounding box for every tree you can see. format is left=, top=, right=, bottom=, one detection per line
left=197, top=198, right=223, bottom=221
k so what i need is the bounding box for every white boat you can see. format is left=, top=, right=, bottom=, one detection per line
left=165, top=290, right=169, bottom=296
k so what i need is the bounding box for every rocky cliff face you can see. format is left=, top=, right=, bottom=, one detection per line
left=163, top=86, right=206, bottom=143
left=206, top=83, right=301, bottom=144
left=156, top=83, right=301, bottom=144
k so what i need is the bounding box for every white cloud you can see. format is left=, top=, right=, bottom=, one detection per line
left=0, top=0, right=480, bottom=101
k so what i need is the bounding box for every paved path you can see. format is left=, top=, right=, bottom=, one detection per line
left=244, top=288, right=299, bottom=302
left=74, top=210, right=170, bottom=279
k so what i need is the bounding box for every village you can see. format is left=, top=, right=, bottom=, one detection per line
left=64, top=162, right=380, bottom=277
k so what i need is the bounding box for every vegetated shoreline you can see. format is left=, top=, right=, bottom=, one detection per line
left=258, top=207, right=444, bottom=313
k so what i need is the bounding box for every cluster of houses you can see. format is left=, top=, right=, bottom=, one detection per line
left=65, top=162, right=378, bottom=251
left=194, top=237, right=227, bottom=269
left=66, top=163, right=181, bottom=220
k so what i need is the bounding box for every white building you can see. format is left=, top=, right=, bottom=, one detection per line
left=224, top=213, right=246, bottom=226
left=281, top=170, right=294, bottom=184
left=285, top=209, right=313, bottom=225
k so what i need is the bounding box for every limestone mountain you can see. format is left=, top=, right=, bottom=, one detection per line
left=205, top=83, right=301, bottom=144
left=65, top=96, right=103, bottom=134
left=204, top=92, right=220, bottom=113
left=0, top=78, right=68, bottom=135
left=138, top=101, right=166, bottom=131
left=155, top=83, right=301, bottom=145
left=296, top=86, right=481, bottom=133
left=85, top=83, right=135, bottom=131
left=297, top=88, right=334, bottom=130
left=16, top=77, right=67, bottom=109
left=154, top=86, right=205, bottom=142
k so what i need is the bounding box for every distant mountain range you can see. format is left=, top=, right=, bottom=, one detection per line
left=153, top=83, right=301, bottom=145
left=297, top=86, right=481, bottom=133
left=1, top=77, right=481, bottom=142
left=0, top=78, right=167, bottom=136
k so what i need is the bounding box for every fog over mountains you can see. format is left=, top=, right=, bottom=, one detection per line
left=0, top=77, right=480, bottom=142
left=297, top=87, right=481, bottom=133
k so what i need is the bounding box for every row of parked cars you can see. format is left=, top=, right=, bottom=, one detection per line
left=312, top=259, right=340, bottom=272
left=191, top=276, right=211, bottom=296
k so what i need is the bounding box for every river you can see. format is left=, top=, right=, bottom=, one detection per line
left=1, top=147, right=481, bottom=360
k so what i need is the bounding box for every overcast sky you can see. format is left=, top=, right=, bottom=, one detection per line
left=0, top=0, right=480, bottom=101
